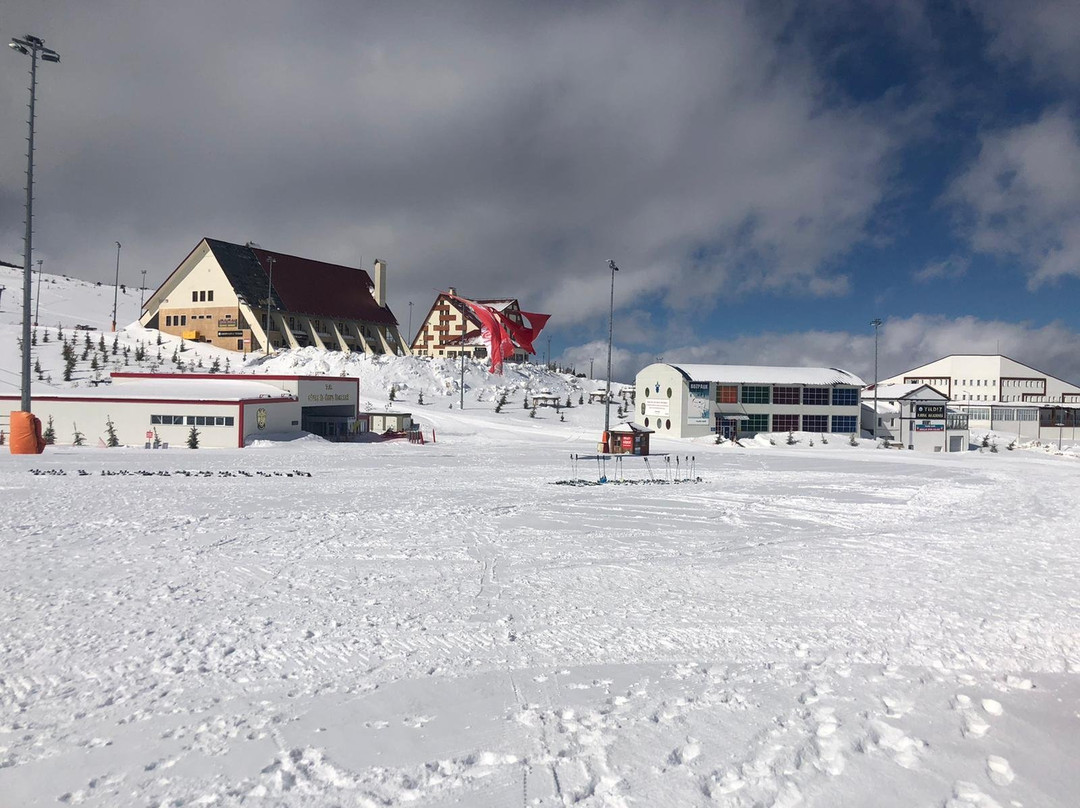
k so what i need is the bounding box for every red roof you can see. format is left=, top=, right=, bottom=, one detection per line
left=249, top=247, right=398, bottom=326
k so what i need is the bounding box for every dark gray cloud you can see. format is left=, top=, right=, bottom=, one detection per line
left=2, top=0, right=906, bottom=331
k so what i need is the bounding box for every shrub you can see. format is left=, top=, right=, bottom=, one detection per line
left=187, top=426, right=200, bottom=449
left=43, top=416, right=56, bottom=445
left=786, top=431, right=797, bottom=445
left=849, top=433, right=858, bottom=446
left=72, top=425, right=85, bottom=446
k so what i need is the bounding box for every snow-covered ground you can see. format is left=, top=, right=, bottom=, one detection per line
left=1, top=267, right=1079, bottom=806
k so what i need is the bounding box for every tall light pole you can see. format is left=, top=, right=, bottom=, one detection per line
left=139, top=269, right=147, bottom=310
left=1056, top=417, right=1065, bottom=452
left=408, top=301, right=413, bottom=347
left=871, top=318, right=883, bottom=440
left=604, top=259, right=619, bottom=446
left=9, top=34, right=60, bottom=414
left=264, top=255, right=276, bottom=355
left=111, top=241, right=121, bottom=331
left=34, top=259, right=43, bottom=326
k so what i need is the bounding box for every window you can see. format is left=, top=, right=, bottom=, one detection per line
left=773, top=386, right=800, bottom=405
left=831, top=415, right=857, bottom=433
left=773, top=414, right=799, bottom=432
left=192, top=291, right=198, bottom=302
left=715, top=384, right=737, bottom=404
left=207, top=290, right=214, bottom=302
left=180, top=315, right=187, bottom=326
left=803, top=415, right=828, bottom=432
left=644, top=417, right=650, bottom=427
left=640, top=403, right=646, bottom=416
left=237, top=339, right=244, bottom=350
left=666, top=387, right=673, bottom=398
left=968, top=407, right=990, bottom=420
left=198, top=290, right=205, bottom=302
left=743, top=413, right=769, bottom=434
left=165, top=315, right=172, bottom=326
left=832, top=387, right=859, bottom=406
left=665, top=419, right=671, bottom=430
left=803, top=387, right=830, bottom=406
left=187, top=416, right=195, bottom=425
left=741, top=385, right=769, bottom=404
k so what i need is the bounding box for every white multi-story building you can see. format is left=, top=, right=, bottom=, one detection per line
left=634, top=363, right=865, bottom=440
left=879, top=354, right=1080, bottom=443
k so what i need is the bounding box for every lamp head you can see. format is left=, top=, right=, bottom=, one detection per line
left=607, top=259, right=619, bottom=271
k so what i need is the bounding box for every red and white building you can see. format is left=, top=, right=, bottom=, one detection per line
left=1, top=373, right=359, bottom=449
left=410, top=290, right=532, bottom=360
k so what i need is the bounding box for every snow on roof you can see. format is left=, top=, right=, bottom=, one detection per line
left=610, top=421, right=653, bottom=433
left=670, top=364, right=865, bottom=386
left=861, top=383, right=945, bottom=400
left=19, top=377, right=294, bottom=402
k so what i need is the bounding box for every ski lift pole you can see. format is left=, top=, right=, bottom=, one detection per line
left=643, top=455, right=654, bottom=481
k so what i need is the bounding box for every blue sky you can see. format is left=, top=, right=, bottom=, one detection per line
left=2, top=0, right=1079, bottom=383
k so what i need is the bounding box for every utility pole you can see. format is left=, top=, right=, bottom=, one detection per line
left=34, top=259, right=43, bottom=326
left=604, top=260, right=619, bottom=447
left=111, top=241, right=121, bottom=331
left=139, top=269, right=147, bottom=310
left=871, top=318, right=883, bottom=440
left=264, top=255, right=276, bottom=355
left=9, top=34, right=60, bottom=414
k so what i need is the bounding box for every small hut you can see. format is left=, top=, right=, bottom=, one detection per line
left=605, top=422, right=653, bottom=455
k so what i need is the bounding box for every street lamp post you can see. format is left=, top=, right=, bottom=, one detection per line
left=604, top=260, right=619, bottom=448
left=408, top=301, right=413, bottom=347
left=34, top=259, right=43, bottom=327
left=111, top=241, right=121, bottom=331
left=264, top=255, right=276, bottom=355
left=139, top=269, right=147, bottom=311
left=871, top=318, right=883, bottom=441
left=9, top=34, right=60, bottom=414
left=1056, top=418, right=1065, bottom=452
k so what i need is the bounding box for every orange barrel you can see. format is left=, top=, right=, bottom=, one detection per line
left=10, top=411, right=46, bottom=455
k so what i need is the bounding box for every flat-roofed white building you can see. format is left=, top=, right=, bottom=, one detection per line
left=2, top=373, right=359, bottom=448
left=634, top=363, right=865, bottom=440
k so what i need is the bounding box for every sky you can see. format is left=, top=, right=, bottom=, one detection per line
left=2, top=0, right=1080, bottom=384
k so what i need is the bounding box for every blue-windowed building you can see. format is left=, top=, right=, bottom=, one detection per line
left=634, top=363, right=865, bottom=440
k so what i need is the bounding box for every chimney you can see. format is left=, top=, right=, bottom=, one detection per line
left=448, top=286, right=456, bottom=296
left=373, top=259, right=387, bottom=307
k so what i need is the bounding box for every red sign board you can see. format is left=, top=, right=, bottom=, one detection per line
left=620, top=434, right=634, bottom=450
left=146, top=430, right=153, bottom=439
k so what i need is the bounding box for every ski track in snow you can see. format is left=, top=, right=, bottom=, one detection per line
left=1, top=430, right=1079, bottom=807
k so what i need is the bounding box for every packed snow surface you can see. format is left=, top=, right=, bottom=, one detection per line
left=3, top=424, right=1079, bottom=807
left=1, top=265, right=1079, bottom=806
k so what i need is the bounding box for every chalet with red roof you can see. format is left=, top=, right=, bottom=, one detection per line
left=410, top=289, right=545, bottom=362
left=140, top=238, right=409, bottom=355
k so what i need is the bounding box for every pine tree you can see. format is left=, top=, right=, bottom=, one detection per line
left=91, top=354, right=99, bottom=371
left=566, top=395, right=572, bottom=408
left=42, top=329, right=49, bottom=343
left=786, top=431, right=797, bottom=445
left=31, top=329, right=37, bottom=346
left=34, top=358, right=43, bottom=379
left=81, top=346, right=89, bottom=361
left=849, top=433, right=858, bottom=446
left=210, top=357, right=221, bottom=373
left=105, top=415, right=119, bottom=448
left=98, top=334, right=106, bottom=352
left=417, top=391, right=424, bottom=405
left=156, top=332, right=163, bottom=345
left=579, top=393, right=584, bottom=405
left=43, top=415, right=56, bottom=445
left=187, top=426, right=200, bottom=449
left=135, top=344, right=145, bottom=361
left=112, top=335, right=119, bottom=355
left=84, top=332, right=92, bottom=350
left=152, top=428, right=161, bottom=449
left=495, top=391, right=507, bottom=413
left=57, top=326, right=64, bottom=341
left=530, top=405, right=537, bottom=418
left=225, top=358, right=231, bottom=372
left=388, top=385, right=396, bottom=402
left=64, top=354, right=76, bottom=382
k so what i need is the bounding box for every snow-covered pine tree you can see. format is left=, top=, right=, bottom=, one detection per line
left=105, top=416, right=120, bottom=447
left=187, top=426, right=200, bottom=449
left=42, top=416, right=56, bottom=445
left=72, top=425, right=85, bottom=447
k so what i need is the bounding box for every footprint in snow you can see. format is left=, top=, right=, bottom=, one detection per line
left=987, top=755, right=1015, bottom=786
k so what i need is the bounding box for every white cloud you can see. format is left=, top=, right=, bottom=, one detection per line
left=560, top=314, right=1080, bottom=386
left=974, top=0, right=1080, bottom=86
left=913, top=255, right=968, bottom=283
left=946, top=108, right=1080, bottom=287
